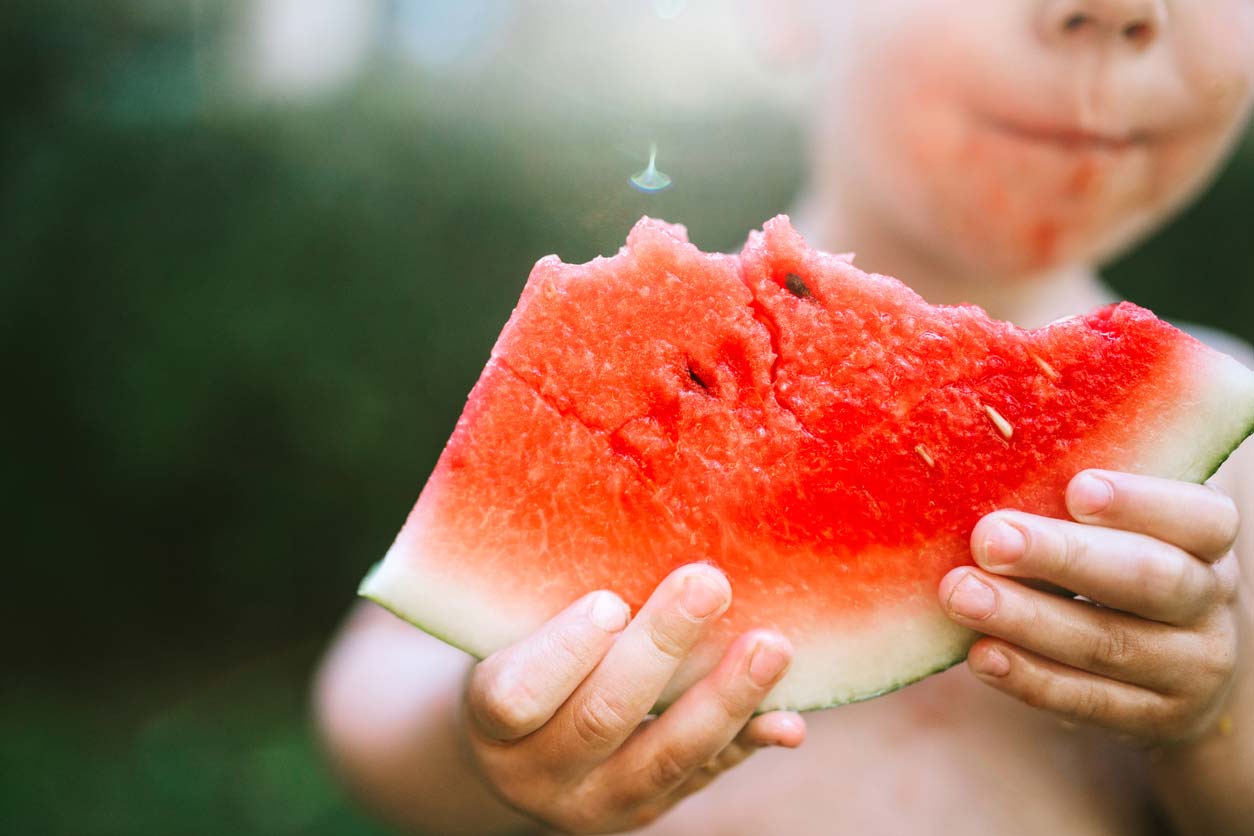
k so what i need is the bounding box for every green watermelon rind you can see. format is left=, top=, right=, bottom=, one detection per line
left=1197, top=421, right=1254, bottom=483
left=1158, top=350, right=1254, bottom=487
left=821, top=651, right=970, bottom=710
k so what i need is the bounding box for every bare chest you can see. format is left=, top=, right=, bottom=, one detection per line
left=638, top=667, right=1154, bottom=836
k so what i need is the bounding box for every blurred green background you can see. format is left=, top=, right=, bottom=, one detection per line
left=3, top=2, right=1251, bottom=834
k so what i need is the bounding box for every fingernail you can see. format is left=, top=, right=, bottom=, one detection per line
left=973, top=647, right=1010, bottom=677
left=980, top=519, right=1026, bottom=569
left=1070, top=472, right=1113, bottom=517
left=681, top=572, right=729, bottom=620
left=748, top=637, right=790, bottom=686
left=589, top=592, right=630, bottom=633
left=947, top=573, right=996, bottom=620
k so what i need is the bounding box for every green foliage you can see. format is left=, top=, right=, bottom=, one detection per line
left=0, top=647, right=386, bottom=836
left=1105, top=130, right=1254, bottom=335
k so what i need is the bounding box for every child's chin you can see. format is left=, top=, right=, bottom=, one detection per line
left=929, top=221, right=1120, bottom=283
left=916, top=178, right=1168, bottom=281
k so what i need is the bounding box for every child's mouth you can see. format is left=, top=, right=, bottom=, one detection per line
left=977, top=113, right=1148, bottom=153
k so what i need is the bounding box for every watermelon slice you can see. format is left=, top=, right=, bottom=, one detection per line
left=361, top=216, right=1254, bottom=711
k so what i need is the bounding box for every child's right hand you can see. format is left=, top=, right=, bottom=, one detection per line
left=460, top=564, right=804, bottom=834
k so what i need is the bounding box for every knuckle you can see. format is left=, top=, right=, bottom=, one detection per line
left=546, top=622, right=595, bottom=666
left=1056, top=526, right=1086, bottom=578
left=1138, top=550, right=1191, bottom=608
left=1022, top=596, right=1044, bottom=634
left=473, top=667, right=542, bottom=736
left=1213, top=556, right=1241, bottom=604
left=571, top=690, right=630, bottom=749
left=1013, top=664, right=1051, bottom=711
left=716, top=684, right=754, bottom=722
left=1068, top=684, right=1110, bottom=724
left=648, top=745, right=694, bottom=791
left=1197, top=625, right=1239, bottom=683
left=1013, top=596, right=1046, bottom=643
left=1215, top=498, right=1240, bottom=554
left=1020, top=680, right=1051, bottom=712
left=1204, top=484, right=1240, bottom=545
left=1088, top=624, right=1138, bottom=671
left=1193, top=567, right=1224, bottom=615
left=647, top=622, right=693, bottom=661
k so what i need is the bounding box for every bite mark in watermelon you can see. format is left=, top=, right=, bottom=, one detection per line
left=361, top=216, right=1254, bottom=711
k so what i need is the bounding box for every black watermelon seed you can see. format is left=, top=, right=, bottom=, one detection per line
left=785, top=272, right=813, bottom=299
left=686, top=365, right=710, bottom=392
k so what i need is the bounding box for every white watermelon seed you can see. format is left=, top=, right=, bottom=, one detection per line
left=914, top=444, right=935, bottom=468
left=1031, top=353, right=1059, bottom=380
left=984, top=405, right=1014, bottom=440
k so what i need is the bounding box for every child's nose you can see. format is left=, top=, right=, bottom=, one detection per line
left=1037, top=0, right=1165, bottom=50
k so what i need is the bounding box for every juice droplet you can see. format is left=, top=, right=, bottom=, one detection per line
left=630, top=143, right=672, bottom=193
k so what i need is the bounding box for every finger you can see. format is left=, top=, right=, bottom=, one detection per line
left=940, top=567, right=1187, bottom=692
left=467, top=589, right=630, bottom=741
left=1066, top=470, right=1239, bottom=561
left=549, top=564, right=731, bottom=765
left=740, top=711, right=806, bottom=749
left=971, top=512, right=1219, bottom=624
left=966, top=638, right=1173, bottom=738
left=600, top=630, right=792, bottom=805
left=667, top=713, right=804, bottom=802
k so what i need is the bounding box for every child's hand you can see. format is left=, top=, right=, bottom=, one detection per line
left=941, top=470, right=1241, bottom=744
left=460, top=564, right=804, bottom=834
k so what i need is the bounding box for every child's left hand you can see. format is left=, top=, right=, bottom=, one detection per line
left=940, top=469, right=1242, bottom=744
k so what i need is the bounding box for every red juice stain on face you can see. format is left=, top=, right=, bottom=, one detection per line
left=1066, top=158, right=1099, bottom=198
left=1028, top=220, right=1060, bottom=264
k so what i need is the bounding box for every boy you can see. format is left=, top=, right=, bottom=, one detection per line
left=316, top=2, right=1254, bottom=833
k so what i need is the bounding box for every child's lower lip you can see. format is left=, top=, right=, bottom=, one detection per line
left=977, top=113, right=1147, bottom=153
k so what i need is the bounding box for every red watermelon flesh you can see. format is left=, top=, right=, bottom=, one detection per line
left=361, top=216, right=1254, bottom=711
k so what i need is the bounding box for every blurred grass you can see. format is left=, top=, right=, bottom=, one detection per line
left=2, top=2, right=1251, bottom=834
left=0, top=644, right=386, bottom=836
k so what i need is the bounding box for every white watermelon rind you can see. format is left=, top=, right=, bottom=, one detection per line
left=360, top=553, right=978, bottom=713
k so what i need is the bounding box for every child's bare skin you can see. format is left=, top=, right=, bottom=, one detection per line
left=317, top=2, right=1254, bottom=833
